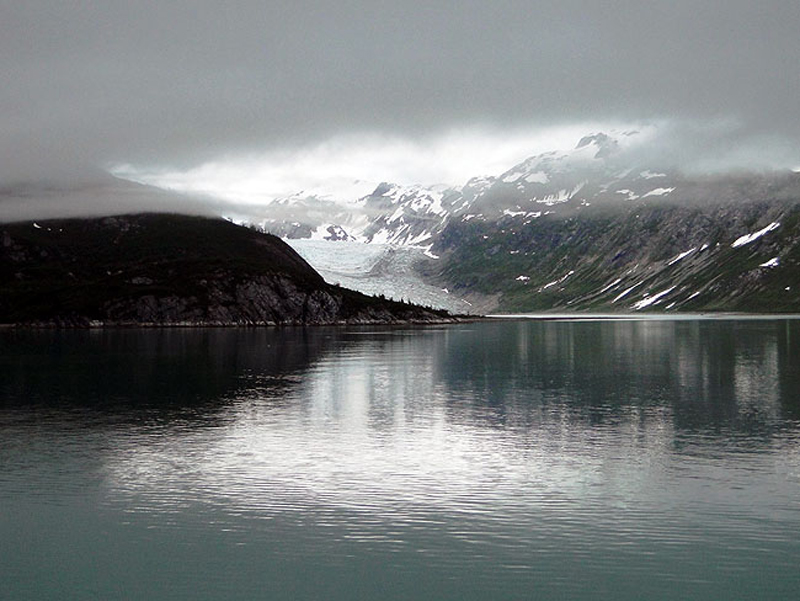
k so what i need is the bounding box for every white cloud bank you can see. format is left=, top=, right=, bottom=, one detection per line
left=112, top=122, right=654, bottom=206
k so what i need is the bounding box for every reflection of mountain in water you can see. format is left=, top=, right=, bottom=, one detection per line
left=433, top=319, right=800, bottom=435
left=0, top=328, right=337, bottom=416
left=3, top=320, right=799, bottom=601
left=3, top=319, right=798, bottom=440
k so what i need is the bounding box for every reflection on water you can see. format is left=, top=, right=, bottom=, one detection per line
left=1, top=320, right=800, bottom=600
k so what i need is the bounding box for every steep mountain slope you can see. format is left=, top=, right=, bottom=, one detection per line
left=430, top=184, right=800, bottom=313
left=0, top=214, right=455, bottom=326
left=243, top=132, right=800, bottom=313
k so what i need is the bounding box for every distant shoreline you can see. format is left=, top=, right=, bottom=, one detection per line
left=486, top=312, right=800, bottom=321
left=0, top=316, right=470, bottom=329
left=7, top=312, right=800, bottom=329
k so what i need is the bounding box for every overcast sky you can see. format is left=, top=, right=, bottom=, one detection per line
left=2, top=1, right=799, bottom=216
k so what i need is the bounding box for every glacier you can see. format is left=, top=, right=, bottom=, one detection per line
left=288, top=239, right=476, bottom=313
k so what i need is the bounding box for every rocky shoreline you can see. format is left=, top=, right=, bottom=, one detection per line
left=1, top=214, right=460, bottom=328
left=3, top=317, right=465, bottom=329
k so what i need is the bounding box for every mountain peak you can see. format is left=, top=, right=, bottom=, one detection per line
left=575, top=133, right=620, bottom=159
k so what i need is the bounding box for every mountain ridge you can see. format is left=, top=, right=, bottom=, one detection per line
left=244, top=132, right=800, bottom=313
left=0, top=213, right=457, bottom=326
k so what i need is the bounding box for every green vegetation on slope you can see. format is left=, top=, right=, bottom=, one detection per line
left=433, top=201, right=800, bottom=313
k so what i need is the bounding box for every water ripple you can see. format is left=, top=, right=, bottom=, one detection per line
left=3, top=321, right=800, bottom=599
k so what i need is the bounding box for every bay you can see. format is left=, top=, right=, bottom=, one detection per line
left=1, top=319, right=799, bottom=600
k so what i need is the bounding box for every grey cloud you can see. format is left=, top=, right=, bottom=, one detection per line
left=1, top=0, right=799, bottom=197
left=0, top=176, right=225, bottom=223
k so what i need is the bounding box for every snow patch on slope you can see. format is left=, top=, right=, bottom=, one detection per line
left=524, top=171, right=549, bottom=184
left=632, top=287, right=676, bottom=310
left=642, top=187, right=676, bottom=198
left=640, top=170, right=666, bottom=179
left=759, top=257, right=780, bottom=268
left=616, top=189, right=640, bottom=201
left=613, top=282, right=643, bottom=303
left=732, top=222, right=780, bottom=248
left=667, top=247, right=696, bottom=266
left=540, top=270, right=575, bottom=291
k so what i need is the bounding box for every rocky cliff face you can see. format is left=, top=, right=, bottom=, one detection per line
left=0, top=214, right=455, bottom=326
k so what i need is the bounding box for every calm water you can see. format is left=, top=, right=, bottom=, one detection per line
left=2, top=319, right=800, bottom=600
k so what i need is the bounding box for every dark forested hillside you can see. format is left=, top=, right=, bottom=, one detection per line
left=0, top=214, right=454, bottom=326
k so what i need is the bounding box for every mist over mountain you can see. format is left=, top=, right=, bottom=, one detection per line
left=227, top=132, right=800, bottom=314
left=3, top=2, right=800, bottom=192
left=242, top=132, right=797, bottom=245
left=2, top=0, right=799, bottom=316
left=3, top=127, right=798, bottom=314
left=0, top=175, right=222, bottom=224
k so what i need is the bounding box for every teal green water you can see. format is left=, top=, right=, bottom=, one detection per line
left=1, top=319, right=799, bottom=600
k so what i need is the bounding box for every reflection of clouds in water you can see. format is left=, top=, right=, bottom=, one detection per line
left=734, top=338, right=780, bottom=421
left=92, top=320, right=800, bottom=589
left=102, top=337, right=686, bottom=522
left=7, top=320, right=800, bottom=601
left=98, top=321, right=800, bottom=515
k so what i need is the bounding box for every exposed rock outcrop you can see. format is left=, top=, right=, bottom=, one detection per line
left=0, top=214, right=457, bottom=327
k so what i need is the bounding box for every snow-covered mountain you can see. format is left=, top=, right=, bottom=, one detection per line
left=249, top=131, right=682, bottom=246
left=244, top=132, right=800, bottom=313
left=444, top=131, right=681, bottom=222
